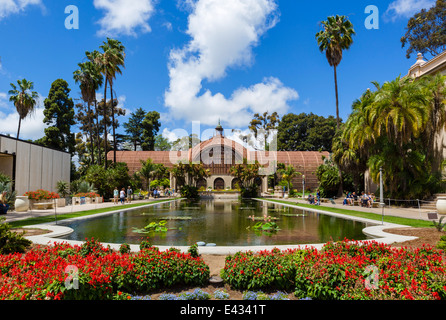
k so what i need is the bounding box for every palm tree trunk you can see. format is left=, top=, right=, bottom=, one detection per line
left=333, top=65, right=340, bottom=130
left=16, top=118, right=22, bottom=139
left=103, top=77, right=108, bottom=170
left=87, top=102, right=95, bottom=165
left=110, top=85, right=116, bottom=164
left=94, top=99, right=101, bottom=165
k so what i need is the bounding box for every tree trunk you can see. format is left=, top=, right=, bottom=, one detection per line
left=103, top=77, right=108, bottom=170
left=87, top=102, right=95, bottom=165
left=110, top=85, right=116, bottom=164
left=333, top=65, right=340, bottom=130
left=17, top=117, right=22, bottom=139
left=94, top=99, right=101, bottom=165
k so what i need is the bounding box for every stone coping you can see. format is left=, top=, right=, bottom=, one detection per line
left=24, top=198, right=418, bottom=255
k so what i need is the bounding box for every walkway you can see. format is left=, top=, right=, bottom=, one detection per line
left=272, top=197, right=439, bottom=222
left=3, top=198, right=171, bottom=223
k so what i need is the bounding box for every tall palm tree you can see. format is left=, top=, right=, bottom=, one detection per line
left=8, top=79, right=39, bottom=139
left=139, top=158, right=157, bottom=191
left=73, top=61, right=104, bottom=165
left=97, top=38, right=125, bottom=167
left=316, top=15, right=355, bottom=130
left=278, top=165, right=300, bottom=193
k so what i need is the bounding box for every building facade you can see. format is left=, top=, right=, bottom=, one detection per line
left=0, top=135, right=71, bottom=196
left=108, top=124, right=329, bottom=194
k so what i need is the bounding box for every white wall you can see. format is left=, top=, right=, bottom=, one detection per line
left=0, top=136, right=71, bottom=196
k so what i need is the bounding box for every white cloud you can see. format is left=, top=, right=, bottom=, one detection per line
left=0, top=106, right=47, bottom=140
left=385, top=0, right=435, bottom=20
left=94, top=0, right=155, bottom=37
left=0, top=0, right=43, bottom=20
left=164, top=0, right=298, bottom=128
left=0, top=93, right=47, bottom=140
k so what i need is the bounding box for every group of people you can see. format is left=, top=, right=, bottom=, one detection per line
left=113, top=186, right=133, bottom=204
left=307, top=189, right=321, bottom=205
left=343, top=191, right=376, bottom=208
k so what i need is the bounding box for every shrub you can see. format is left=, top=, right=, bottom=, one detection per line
left=119, top=243, right=131, bottom=254
left=180, top=185, right=199, bottom=199
left=221, top=248, right=297, bottom=290
left=0, top=217, right=32, bottom=254
left=188, top=243, right=199, bottom=258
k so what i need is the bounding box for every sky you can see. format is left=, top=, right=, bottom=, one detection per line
left=0, top=0, right=437, bottom=144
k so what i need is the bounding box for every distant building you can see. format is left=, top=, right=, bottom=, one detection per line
left=108, top=123, right=329, bottom=194
left=0, top=134, right=71, bottom=196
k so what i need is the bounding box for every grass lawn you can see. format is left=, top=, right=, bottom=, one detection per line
left=259, top=198, right=435, bottom=228
left=8, top=198, right=179, bottom=229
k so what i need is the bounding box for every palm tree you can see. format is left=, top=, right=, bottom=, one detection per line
left=96, top=38, right=125, bottom=167
left=371, top=76, right=428, bottom=148
left=8, top=79, right=39, bottom=139
left=278, top=165, right=300, bottom=193
left=138, top=158, right=157, bottom=191
left=316, top=15, right=355, bottom=130
left=73, top=61, right=104, bottom=165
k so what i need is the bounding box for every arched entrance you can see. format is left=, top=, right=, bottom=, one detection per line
left=196, top=178, right=207, bottom=190
left=214, top=178, right=225, bottom=190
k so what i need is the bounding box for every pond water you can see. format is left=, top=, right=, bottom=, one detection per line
left=59, top=199, right=372, bottom=246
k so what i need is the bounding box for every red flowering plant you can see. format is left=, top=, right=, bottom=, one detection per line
left=74, top=192, right=101, bottom=198
left=23, top=189, right=60, bottom=201
left=0, top=238, right=209, bottom=300
left=221, top=239, right=446, bottom=300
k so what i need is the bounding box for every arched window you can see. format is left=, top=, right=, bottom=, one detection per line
left=214, top=178, right=225, bottom=190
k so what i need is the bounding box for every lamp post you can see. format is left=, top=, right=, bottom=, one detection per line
left=379, top=166, right=384, bottom=224
left=302, top=175, right=305, bottom=200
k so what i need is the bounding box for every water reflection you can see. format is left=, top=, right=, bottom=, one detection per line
left=60, top=199, right=370, bottom=246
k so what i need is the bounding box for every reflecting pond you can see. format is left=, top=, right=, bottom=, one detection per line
left=59, top=199, right=373, bottom=246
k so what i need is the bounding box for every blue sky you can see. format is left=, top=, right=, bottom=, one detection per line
left=0, top=0, right=437, bottom=143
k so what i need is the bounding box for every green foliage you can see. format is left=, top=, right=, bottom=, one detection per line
left=84, top=162, right=131, bottom=198
left=316, top=156, right=341, bottom=197
left=39, top=79, right=76, bottom=154
left=141, top=111, right=161, bottom=151
left=0, top=182, right=16, bottom=208
left=188, top=243, right=199, bottom=258
left=119, top=243, right=131, bottom=254
left=433, top=216, right=446, bottom=232
left=180, top=185, right=199, bottom=199
left=0, top=217, right=32, bottom=254
left=132, top=220, right=169, bottom=234
left=401, top=0, right=446, bottom=59
left=123, top=107, right=146, bottom=151
left=277, top=113, right=337, bottom=151
left=56, top=180, right=70, bottom=198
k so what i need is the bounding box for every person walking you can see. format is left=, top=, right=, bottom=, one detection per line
left=120, top=188, right=126, bottom=204
left=127, top=186, right=133, bottom=203
left=113, top=187, right=119, bottom=204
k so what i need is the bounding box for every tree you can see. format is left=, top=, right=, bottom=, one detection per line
left=73, top=60, right=104, bottom=163
left=141, top=111, right=161, bottom=151
left=138, top=158, right=157, bottom=190
left=37, top=79, right=76, bottom=154
left=401, top=0, right=446, bottom=59
left=154, top=135, right=172, bottom=151
left=277, top=113, right=337, bottom=151
left=8, top=79, right=39, bottom=139
left=316, top=15, right=355, bottom=130
left=123, top=108, right=146, bottom=151
left=278, top=165, right=300, bottom=193
left=229, top=159, right=262, bottom=197
left=93, top=38, right=125, bottom=168
left=249, top=111, right=280, bottom=150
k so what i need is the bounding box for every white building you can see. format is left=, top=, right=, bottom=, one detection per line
left=0, top=134, right=71, bottom=196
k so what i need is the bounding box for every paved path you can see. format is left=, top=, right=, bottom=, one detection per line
left=271, top=197, right=439, bottom=222
left=2, top=198, right=171, bottom=223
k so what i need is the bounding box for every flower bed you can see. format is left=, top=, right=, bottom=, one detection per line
left=0, top=238, right=209, bottom=300
left=23, top=189, right=60, bottom=201
left=74, top=192, right=101, bottom=198
left=222, top=240, right=446, bottom=300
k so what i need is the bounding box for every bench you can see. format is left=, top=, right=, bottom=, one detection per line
left=33, top=202, right=54, bottom=210
left=372, top=202, right=380, bottom=208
